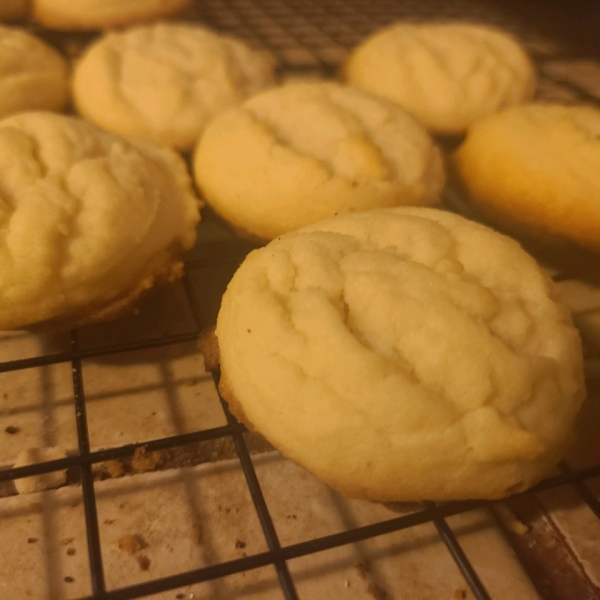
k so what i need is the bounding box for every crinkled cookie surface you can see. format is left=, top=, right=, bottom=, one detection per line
left=0, top=25, right=69, bottom=119
left=345, top=22, right=535, bottom=134
left=73, top=23, right=277, bottom=150
left=216, top=207, right=585, bottom=501
left=0, top=111, right=200, bottom=330
left=194, top=82, right=445, bottom=241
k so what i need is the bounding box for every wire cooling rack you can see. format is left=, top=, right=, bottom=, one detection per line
left=1, top=1, right=600, bottom=599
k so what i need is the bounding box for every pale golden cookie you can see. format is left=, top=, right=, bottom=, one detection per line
left=0, top=0, right=28, bottom=21
left=73, top=23, right=277, bottom=150
left=345, top=22, right=536, bottom=134
left=454, top=103, right=600, bottom=253
left=32, top=0, right=190, bottom=30
left=0, top=112, right=201, bottom=331
left=0, top=26, right=69, bottom=118
left=194, top=82, right=445, bottom=241
left=214, top=207, right=585, bottom=502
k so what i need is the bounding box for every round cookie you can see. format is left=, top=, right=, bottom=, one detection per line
left=0, top=0, right=28, bottom=21
left=193, top=81, right=445, bottom=241
left=214, top=207, right=585, bottom=502
left=0, top=111, right=201, bottom=331
left=72, top=23, right=277, bottom=151
left=453, top=103, right=600, bottom=254
left=345, top=22, right=536, bottom=134
left=32, top=0, right=190, bottom=30
left=0, top=26, right=69, bottom=119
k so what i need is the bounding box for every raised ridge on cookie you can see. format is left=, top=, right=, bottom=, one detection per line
left=345, top=21, right=536, bottom=134
left=194, top=81, right=445, bottom=241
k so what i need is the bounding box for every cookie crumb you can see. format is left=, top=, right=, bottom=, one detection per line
left=356, top=561, right=370, bottom=580
left=235, top=540, right=246, bottom=549
left=67, top=548, right=76, bottom=556
left=101, top=460, right=125, bottom=479
left=117, top=534, right=146, bottom=555
left=14, top=447, right=68, bottom=494
left=27, top=537, right=38, bottom=543
left=5, top=425, right=20, bottom=434
left=136, top=554, right=151, bottom=571
left=131, top=446, right=163, bottom=474
left=493, top=504, right=529, bottom=535
left=64, top=576, right=74, bottom=583
left=104, top=519, right=115, bottom=525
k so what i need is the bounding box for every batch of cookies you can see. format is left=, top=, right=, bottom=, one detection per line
left=1, top=0, right=596, bottom=503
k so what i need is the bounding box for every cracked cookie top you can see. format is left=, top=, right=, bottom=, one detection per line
left=215, top=206, right=584, bottom=501
left=72, top=22, right=277, bottom=150
left=0, top=111, right=200, bottom=330
left=193, top=81, right=445, bottom=241
left=345, top=22, right=536, bottom=134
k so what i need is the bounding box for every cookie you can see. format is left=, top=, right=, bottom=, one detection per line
left=213, top=207, right=585, bottom=502
left=345, top=22, right=536, bottom=134
left=193, top=82, right=445, bottom=241
left=72, top=23, right=276, bottom=150
left=32, top=0, right=191, bottom=30
left=453, top=103, right=600, bottom=253
left=0, top=26, right=69, bottom=118
left=0, top=112, right=201, bottom=331
left=0, top=0, right=28, bottom=21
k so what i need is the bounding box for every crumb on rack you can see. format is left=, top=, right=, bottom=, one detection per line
left=136, top=554, right=151, bottom=571
left=101, top=460, right=125, bottom=478
left=131, top=446, right=163, bottom=474
left=198, top=327, right=220, bottom=372
left=13, top=446, right=68, bottom=494
left=493, top=504, right=529, bottom=535
left=117, top=534, right=147, bottom=555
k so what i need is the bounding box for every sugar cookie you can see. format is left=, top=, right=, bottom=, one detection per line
left=0, top=0, right=28, bottom=21
left=72, top=22, right=277, bottom=151
left=0, top=26, right=69, bottom=118
left=32, top=0, right=190, bottom=30
left=194, top=82, right=445, bottom=241
left=213, top=207, right=584, bottom=501
left=454, top=103, right=600, bottom=253
left=0, top=112, right=200, bottom=330
left=345, top=22, right=536, bottom=134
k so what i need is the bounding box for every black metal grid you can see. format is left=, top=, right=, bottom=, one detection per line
left=1, top=1, right=600, bottom=599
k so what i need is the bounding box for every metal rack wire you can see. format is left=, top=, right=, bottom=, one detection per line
left=1, top=1, right=600, bottom=599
